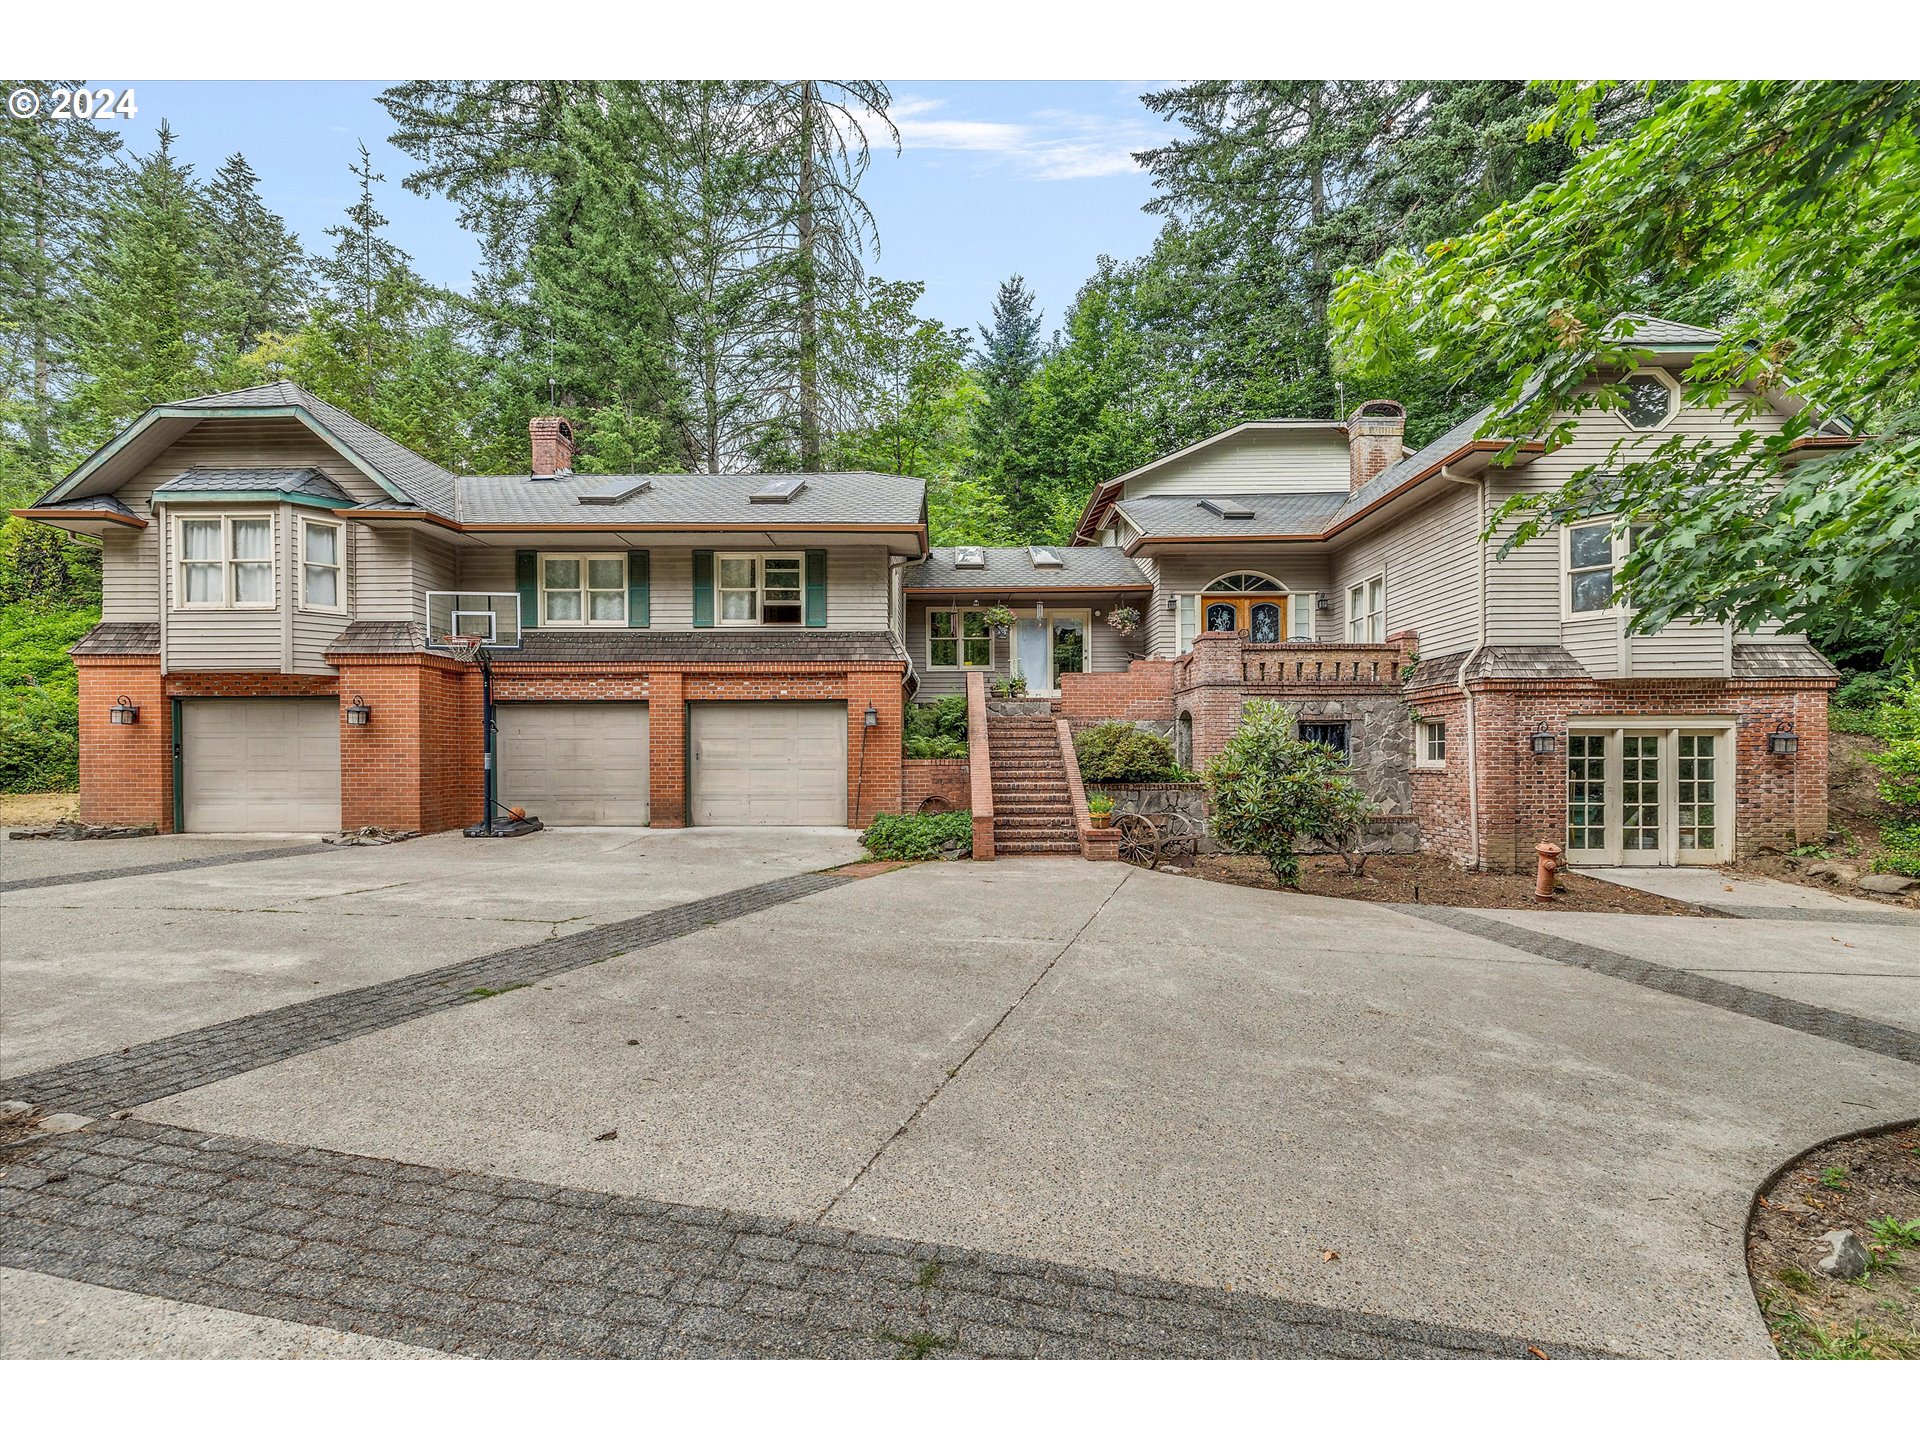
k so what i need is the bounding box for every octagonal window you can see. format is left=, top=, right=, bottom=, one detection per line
left=1622, top=371, right=1678, bottom=430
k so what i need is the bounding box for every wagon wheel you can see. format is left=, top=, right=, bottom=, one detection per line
left=1114, top=812, right=1162, bottom=869
left=1160, top=812, right=1201, bottom=867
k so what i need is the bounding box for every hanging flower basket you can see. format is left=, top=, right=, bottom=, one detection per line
left=980, top=603, right=1017, bottom=637
left=1105, top=605, right=1142, bottom=636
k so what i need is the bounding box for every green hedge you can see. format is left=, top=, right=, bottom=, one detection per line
left=859, top=809, right=973, bottom=861
left=0, top=602, right=98, bottom=792
left=1074, top=721, right=1191, bottom=783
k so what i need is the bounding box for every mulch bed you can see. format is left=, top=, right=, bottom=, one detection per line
left=1748, top=1124, right=1919, bottom=1359
left=1185, top=849, right=1714, bottom=915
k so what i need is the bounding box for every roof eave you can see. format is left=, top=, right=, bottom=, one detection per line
left=11, top=505, right=147, bottom=532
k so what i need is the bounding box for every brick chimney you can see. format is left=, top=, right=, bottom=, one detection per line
left=530, top=417, right=577, bottom=477
left=1347, top=399, right=1406, bottom=494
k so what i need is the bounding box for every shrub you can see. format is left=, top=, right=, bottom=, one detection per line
left=860, top=809, right=973, bottom=861
left=0, top=602, right=98, bottom=792
left=1204, top=699, right=1375, bottom=886
left=905, top=695, right=968, bottom=757
left=1075, top=722, right=1181, bottom=783
left=1865, top=670, right=1920, bottom=873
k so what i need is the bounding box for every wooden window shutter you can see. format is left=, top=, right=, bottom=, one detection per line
left=692, top=550, right=714, bottom=627
left=804, top=550, right=827, bottom=628
left=627, top=550, right=650, bottom=627
left=514, top=550, right=538, bottom=631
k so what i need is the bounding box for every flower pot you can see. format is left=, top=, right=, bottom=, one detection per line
left=1090, top=813, right=1112, bottom=829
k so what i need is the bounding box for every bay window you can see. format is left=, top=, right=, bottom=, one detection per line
left=176, top=513, right=274, bottom=609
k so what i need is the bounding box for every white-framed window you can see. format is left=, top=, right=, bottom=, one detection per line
left=175, top=512, right=274, bottom=609
left=541, top=553, right=628, bottom=626
left=1176, top=594, right=1196, bottom=654
left=1564, top=519, right=1653, bottom=617
left=1346, top=575, right=1384, bottom=642
left=1619, top=368, right=1679, bottom=431
left=717, top=552, right=805, bottom=626
left=928, top=608, right=993, bottom=669
left=1415, top=719, right=1447, bottom=768
left=299, top=517, right=344, bottom=613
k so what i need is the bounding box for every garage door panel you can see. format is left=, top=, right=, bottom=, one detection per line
left=496, top=703, right=649, bottom=826
left=691, top=702, right=846, bottom=827
left=182, top=699, right=340, bottom=833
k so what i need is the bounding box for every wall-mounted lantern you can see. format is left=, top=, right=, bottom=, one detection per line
left=1767, top=721, right=1799, bottom=758
left=1165, top=596, right=1178, bottom=613
left=108, top=694, right=139, bottom=726
left=345, top=694, right=373, bottom=727
left=863, top=704, right=879, bottom=729
left=1530, top=729, right=1557, bottom=756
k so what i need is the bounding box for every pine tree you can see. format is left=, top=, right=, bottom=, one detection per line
left=206, top=152, right=308, bottom=360
left=309, top=143, right=428, bottom=410
left=0, top=78, right=124, bottom=497
left=69, top=121, right=220, bottom=445
left=970, top=274, right=1046, bottom=531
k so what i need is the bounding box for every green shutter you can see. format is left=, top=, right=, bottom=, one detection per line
left=805, top=549, right=827, bottom=628
left=627, top=550, right=650, bottom=627
left=514, top=551, right=538, bottom=631
left=692, top=550, right=714, bottom=628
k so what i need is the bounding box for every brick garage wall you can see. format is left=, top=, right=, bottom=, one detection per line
left=74, top=656, right=171, bottom=830
left=1057, top=658, right=1176, bottom=727
left=902, top=757, right=969, bottom=814
left=329, top=654, right=480, bottom=833
left=1469, top=677, right=1833, bottom=872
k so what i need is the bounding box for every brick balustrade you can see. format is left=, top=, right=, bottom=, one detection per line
left=966, top=671, right=994, bottom=860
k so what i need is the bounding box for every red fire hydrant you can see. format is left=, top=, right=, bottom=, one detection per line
left=1535, top=841, right=1564, bottom=900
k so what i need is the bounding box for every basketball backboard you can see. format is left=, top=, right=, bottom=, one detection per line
left=425, top=592, right=523, bottom=652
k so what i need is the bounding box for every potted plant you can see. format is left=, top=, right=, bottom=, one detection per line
left=1087, top=793, right=1114, bottom=829
left=1008, top=672, right=1029, bottom=697
left=980, top=603, right=1017, bottom=638
left=1105, top=604, right=1141, bottom=636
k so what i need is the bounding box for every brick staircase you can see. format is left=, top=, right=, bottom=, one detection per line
left=986, top=714, right=1081, bottom=856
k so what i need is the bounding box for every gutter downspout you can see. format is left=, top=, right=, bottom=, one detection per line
left=1458, top=478, right=1490, bottom=870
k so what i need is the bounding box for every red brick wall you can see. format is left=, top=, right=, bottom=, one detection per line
left=331, top=654, right=480, bottom=832
left=1057, top=658, right=1176, bottom=726
left=902, top=758, right=970, bottom=814
left=74, top=657, right=172, bottom=830
left=1406, top=692, right=1471, bottom=864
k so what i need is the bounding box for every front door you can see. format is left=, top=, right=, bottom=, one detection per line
left=1202, top=595, right=1286, bottom=642
left=1012, top=611, right=1088, bottom=696
left=1564, top=723, right=1731, bottom=865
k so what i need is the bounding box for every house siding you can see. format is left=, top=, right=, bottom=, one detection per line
left=1329, top=483, right=1480, bottom=657
left=904, top=595, right=1138, bottom=700
left=1120, top=429, right=1351, bottom=499
left=1141, top=549, right=1336, bottom=656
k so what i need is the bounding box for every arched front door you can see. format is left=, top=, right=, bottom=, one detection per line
left=1201, top=573, right=1286, bottom=642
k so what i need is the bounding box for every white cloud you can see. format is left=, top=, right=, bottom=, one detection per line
left=890, top=92, right=1158, bottom=181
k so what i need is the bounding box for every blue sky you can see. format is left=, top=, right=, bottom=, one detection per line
left=87, top=79, right=1171, bottom=341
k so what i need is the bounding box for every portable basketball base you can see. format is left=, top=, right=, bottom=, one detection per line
left=425, top=593, right=543, bottom=839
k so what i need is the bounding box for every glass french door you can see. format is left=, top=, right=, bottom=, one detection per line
left=1564, top=724, right=1730, bottom=865
left=1011, top=611, right=1089, bottom=696
left=1202, top=596, right=1285, bottom=642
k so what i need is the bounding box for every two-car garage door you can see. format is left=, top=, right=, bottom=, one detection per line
left=181, top=698, right=341, bottom=832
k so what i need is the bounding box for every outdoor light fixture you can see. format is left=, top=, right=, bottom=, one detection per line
left=1530, top=729, right=1557, bottom=756
left=345, top=694, right=372, bottom=727
left=1035, top=601, right=1046, bottom=619
left=1768, top=721, right=1800, bottom=758
left=108, top=694, right=139, bottom=726
left=863, top=704, right=879, bottom=729
left=1165, top=596, right=1178, bottom=612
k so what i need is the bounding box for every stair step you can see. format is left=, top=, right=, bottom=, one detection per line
left=997, top=842, right=1084, bottom=855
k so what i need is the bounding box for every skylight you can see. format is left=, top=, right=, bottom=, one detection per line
left=749, top=476, right=808, bottom=503
left=1198, top=499, right=1255, bottom=519
left=954, top=546, right=986, bottom=569
left=1028, top=545, right=1064, bottom=567
left=577, top=479, right=653, bottom=505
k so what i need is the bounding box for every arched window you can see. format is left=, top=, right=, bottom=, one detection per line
left=1204, top=573, right=1283, bottom=593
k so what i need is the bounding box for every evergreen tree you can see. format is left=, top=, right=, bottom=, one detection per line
left=969, top=274, right=1046, bottom=531
left=829, top=278, right=974, bottom=481
left=309, top=143, right=425, bottom=409
left=68, top=121, right=220, bottom=445
left=206, top=152, right=308, bottom=360
left=0, top=78, right=124, bottom=497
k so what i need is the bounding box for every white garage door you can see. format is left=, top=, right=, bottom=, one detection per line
left=181, top=698, right=340, bottom=833
left=691, top=702, right=847, bottom=826
left=496, top=703, right=650, bottom=825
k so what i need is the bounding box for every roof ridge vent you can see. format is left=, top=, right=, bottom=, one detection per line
left=1197, top=498, right=1255, bottom=519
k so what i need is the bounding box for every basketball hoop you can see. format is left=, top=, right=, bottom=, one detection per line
left=439, top=634, right=485, bottom=664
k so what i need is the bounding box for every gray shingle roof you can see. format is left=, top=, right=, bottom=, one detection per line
left=325, top=621, right=428, bottom=658
left=153, top=467, right=354, bottom=506
left=70, top=622, right=159, bottom=656
left=1402, top=647, right=1595, bottom=688
left=1115, top=491, right=1348, bottom=540
left=453, top=471, right=924, bottom=529
left=905, top=547, right=1149, bottom=591
left=506, top=630, right=910, bottom=667
left=1607, top=313, right=1723, bottom=347
left=176, top=383, right=458, bottom=515
left=1733, top=643, right=1839, bottom=680
left=29, top=494, right=140, bottom=520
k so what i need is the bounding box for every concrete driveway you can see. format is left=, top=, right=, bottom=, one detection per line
left=3, top=836, right=1916, bottom=1358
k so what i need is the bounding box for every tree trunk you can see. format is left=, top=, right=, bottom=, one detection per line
left=796, top=82, right=822, bottom=472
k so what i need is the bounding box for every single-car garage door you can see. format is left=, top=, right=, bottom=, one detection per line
left=181, top=698, right=340, bottom=832
left=496, top=702, right=650, bottom=825
left=691, top=702, right=847, bottom=826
